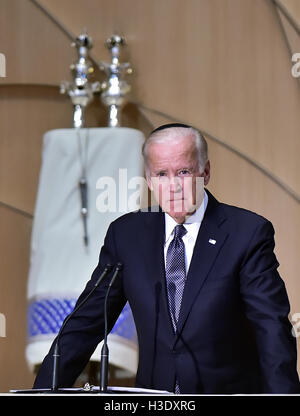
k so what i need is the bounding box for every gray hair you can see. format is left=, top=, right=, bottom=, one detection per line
left=142, top=126, right=208, bottom=173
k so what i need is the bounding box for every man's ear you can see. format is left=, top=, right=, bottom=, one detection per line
left=203, top=160, right=210, bottom=186
left=146, top=173, right=154, bottom=191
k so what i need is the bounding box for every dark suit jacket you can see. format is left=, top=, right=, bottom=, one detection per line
left=34, top=190, right=300, bottom=394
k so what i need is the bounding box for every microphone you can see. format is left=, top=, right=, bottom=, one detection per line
left=100, top=262, right=123, bottom=392
left=51, top=263, right=113, bottom=392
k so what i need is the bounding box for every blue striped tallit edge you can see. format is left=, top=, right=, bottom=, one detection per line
left=27, top=297, right=138, bottom=344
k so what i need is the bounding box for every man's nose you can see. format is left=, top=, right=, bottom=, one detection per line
left=169, top=176, right=182, bottom=192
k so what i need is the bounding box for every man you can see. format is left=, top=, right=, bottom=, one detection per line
left=34, top=123, right=300, bottom=394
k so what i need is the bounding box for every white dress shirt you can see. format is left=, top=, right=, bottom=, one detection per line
left=164, top=191, right=208, bottom=273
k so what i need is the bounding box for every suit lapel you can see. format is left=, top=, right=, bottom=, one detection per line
left=142, top=209, right=165, bottom=283
left=175, top=191, right=229, bottom=338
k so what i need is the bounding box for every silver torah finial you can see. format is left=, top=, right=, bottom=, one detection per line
left=60, top=31, right=101, bottom=128
left=99, top=35, right=133, bottom=127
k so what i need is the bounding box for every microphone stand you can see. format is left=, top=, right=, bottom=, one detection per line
left=51, top=263, right=113, bottom=392
left=99, top=263, right=123, bottom=392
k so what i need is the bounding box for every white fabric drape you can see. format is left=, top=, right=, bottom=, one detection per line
left=26, top=127, right=146, bottom=374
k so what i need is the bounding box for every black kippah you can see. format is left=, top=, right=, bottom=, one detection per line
left=150, top=123, right=192, bottom=135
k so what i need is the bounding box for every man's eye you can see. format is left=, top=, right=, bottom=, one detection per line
left=157, top=172, right=166, bottom=177
left=179, top=169, right=191, bottom=175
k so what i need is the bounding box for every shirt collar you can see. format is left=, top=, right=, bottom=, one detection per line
left=164, top=190, right=208, bottom=243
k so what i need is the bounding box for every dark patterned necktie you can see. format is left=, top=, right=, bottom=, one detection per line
left=166, top=224, right=187, bottom=331
left=166, top=224, right=187, bottom=394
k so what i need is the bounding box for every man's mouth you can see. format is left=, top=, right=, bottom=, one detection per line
left=168, top=197, right=185, bottom=202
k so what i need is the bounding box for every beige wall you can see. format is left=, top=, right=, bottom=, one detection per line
left=0, top=0, right=299, bottom=391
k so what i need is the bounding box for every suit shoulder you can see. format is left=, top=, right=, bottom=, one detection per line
left=207, top=190, right=272, bottom=229
left=219, top=201, right=272, bottom=229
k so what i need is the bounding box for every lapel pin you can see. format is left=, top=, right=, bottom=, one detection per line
left=209, top=239, right=216, bottom=245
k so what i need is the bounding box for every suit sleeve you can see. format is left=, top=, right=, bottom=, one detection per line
left=33, top=221, right=127, bottom=389
left=239, top=219, right=300, bottom=393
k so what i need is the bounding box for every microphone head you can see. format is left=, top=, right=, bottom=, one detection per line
left=116, top=262, right=123, bottom=271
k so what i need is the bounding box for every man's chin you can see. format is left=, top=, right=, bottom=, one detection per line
left=163, top=208, right=195, bottom=223
left=161, top=201, right=197, bottom=217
